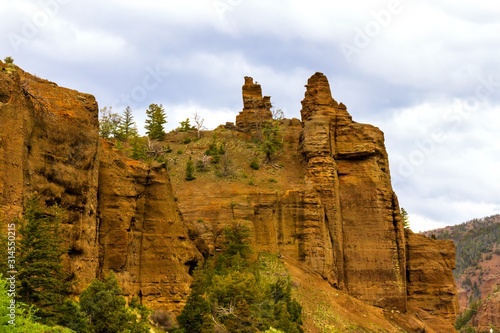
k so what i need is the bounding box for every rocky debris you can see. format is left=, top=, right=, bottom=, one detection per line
left=235, top=76, right=273, bottom=132
left=98, top=142, right=201, bottom=312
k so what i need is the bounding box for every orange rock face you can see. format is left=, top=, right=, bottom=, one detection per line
left=97, top=143, right=201, bottom=311
left=471, top=291, right=500, bottom=332
left=299, top=72, right=407, bottom=308
left=0, top=64, right=458, bottom=330
left=0, top=63, right=100, bottom=292
left=405, top=230, right=458, bottom=331
left=173, top=72, right=458, bottom=331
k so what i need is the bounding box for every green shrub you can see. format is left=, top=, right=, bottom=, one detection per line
left=250, top=160, right=260, bottom=170
left=185, top=156, right=196, bottom=181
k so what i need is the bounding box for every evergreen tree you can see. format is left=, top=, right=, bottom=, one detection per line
left=117, top=106, right=138, bottom=140
left=178, top=118, right=194, bottom=132
left=145, top=103, right=167, bottom=140
left=177, top=225, right=303, bottom=333
left=1, top=275, right=73, bottom=332
left=57, top=299, right=91, bottom=333
left=80, top=272, right=148, bottom=333
left=185, top=156, right=196, bottom=181
left=401, top=208, right=410, bottom=229
left=176, top=289, right=212, bottom=333
left=260, top=122, right=282, bottom=163
left=17, top=195, right=70, bottom=325
left=131, top=136, right=147, bottom=160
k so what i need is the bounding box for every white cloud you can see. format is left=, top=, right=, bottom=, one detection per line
left=383, top=100, right=500, bottom=227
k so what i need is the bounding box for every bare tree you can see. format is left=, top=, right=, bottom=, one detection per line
left=193, top=112, right=206, bottom=139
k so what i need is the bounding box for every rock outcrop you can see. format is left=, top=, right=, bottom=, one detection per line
left=405, top=230, right=458, bottom=331
left=0, top=62, right=100, bottom=292
left=172, top=72, right=458, bottom=330
left=0, top=63, right=200, bottom=312
left=98, top=142, right=201, bottom=311
left=235, top=76, right=273, bottom=131
left=300, top=72, right=407, bottom=309
left=471, top=291, right=500, bottom=332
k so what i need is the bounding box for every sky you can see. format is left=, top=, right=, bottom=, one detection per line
left=2, top=0, right=499, bottom=232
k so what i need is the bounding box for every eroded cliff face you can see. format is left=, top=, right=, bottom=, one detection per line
left=0, top=64, right=458, bottom=330
left=0, top=63, right=200, bottom=312
left=0, top=62, right=100, bottom=292
left=172, top=73, right=458, bottom=330
left=299, top=72, right=407, bottom=309
left=97, top=142, right=201, bottom=311
left=405, top=230, right=458, bottom=331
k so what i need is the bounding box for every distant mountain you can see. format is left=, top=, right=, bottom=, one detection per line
left=423, top=214, right=500, bottom=332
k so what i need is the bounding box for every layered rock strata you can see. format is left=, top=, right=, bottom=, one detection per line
left=0, top=63, right=458, bottom=329
left=405, top=230, right=458, bottom=331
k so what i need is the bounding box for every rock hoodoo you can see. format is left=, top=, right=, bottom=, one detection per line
left=235, top=76, right=273, bottom=131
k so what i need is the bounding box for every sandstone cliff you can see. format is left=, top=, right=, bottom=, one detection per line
left=98, top=142, right=201, bottom=311
left=169, top=73, right=458, bottom=331
left=0, top=63, right=458, bottom=331
left=0, top=63, right=200, bottom=312
left=0, top=62, right=100, bottom=292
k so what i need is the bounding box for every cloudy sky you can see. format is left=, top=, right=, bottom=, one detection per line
left=3, top=0, right=499, bottom=231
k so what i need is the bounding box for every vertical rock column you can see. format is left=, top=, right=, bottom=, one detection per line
left=98, top=144, right=202, bottom=312
left=235, top=76, right=273, bottom=132
left=300, top=72, right=407, bottom=310
left=299, top=73, right=346, bottom=289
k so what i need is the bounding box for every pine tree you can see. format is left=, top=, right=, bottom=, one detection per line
left=17, top=195, right=70, bottom=325
left=178, top=118, right=194, bottom=132
left=401, top=208, right=410, bottom=229
left=131, top=136, right=147, bottom=160
left=80, top=272, right=147, bottom=333
left=260, top=122, right=282, bottom=163
left=117, top=106, right=138, bottom=140
left=145, top=103, right=167, bottom=140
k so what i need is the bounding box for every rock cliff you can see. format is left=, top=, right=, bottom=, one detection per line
left=0, top=63, right=458, bottom=330
left=0, top=62, right=100, bottom=292
left=171, top=73, right=458, bottom=330
left=97, top=142, right=201, bottom=311
left=0, top=63, right=200, bottom=312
